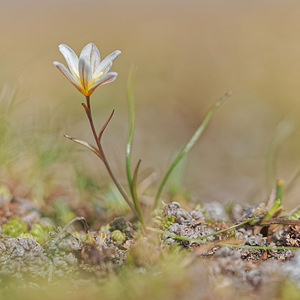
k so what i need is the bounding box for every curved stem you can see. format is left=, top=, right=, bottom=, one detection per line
left=84, top=96, right=138, bottom=218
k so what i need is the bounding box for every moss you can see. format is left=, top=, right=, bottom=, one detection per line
left=2, top=217, right=28, bottom=238
left=161, top=215, right=176, bottom=230
left=19, top=233, right=34, bottom=239
left=73, top=232, right=94, bottom=243
left=29, top=223, right=53, bottom=244
left=111, top=230, right=126, bottom=243
left=100, top=224, right=111, bottom=231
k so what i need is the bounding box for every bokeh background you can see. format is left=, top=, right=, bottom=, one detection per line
left=1, top=0, right=300, bottom=209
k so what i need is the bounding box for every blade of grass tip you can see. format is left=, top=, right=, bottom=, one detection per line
left=126, top=66, right=137, bottom=200
left=132, top=159, right=144, bottom=223
left=154, top=91, right=232, bottom=208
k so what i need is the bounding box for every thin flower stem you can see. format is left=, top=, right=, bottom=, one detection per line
left=84, top=96, right=138, bottom=218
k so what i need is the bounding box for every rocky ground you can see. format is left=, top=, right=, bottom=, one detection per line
left=1, top=189, right=300, bottom=299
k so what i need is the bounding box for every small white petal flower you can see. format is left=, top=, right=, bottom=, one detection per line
left=53, top=43, right=121, bottom=96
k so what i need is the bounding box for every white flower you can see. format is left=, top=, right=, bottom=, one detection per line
left=53, top=43, right=121, bottom=96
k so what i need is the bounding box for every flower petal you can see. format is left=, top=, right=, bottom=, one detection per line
left=53, top=61, right=83, bottom=94
left=88, top=72, right=118, bottom=95
left=93, top=50, right=121, bottom=78
left=79, top=43, right=101, bottom=73
left=78, top=52, right=92, bottom=92
left=90, top=43, right=101, bottom=73
left=58, top=44, right=79, bottom=78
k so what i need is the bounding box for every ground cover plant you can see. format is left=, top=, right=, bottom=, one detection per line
left=1, top=40, right=300, bottom=300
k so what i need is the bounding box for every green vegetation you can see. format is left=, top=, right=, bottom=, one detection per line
left=2, top=217, right=28, bottom=238
left=1, top=13, right=300, bottom=298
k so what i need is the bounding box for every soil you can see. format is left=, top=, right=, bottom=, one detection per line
left=1, top=191, right=300, bottom=299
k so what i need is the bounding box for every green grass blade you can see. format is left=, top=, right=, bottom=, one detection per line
left=147, top=218, right=254, bottom=241
left=146, top=221, right=300, bottom=251
left=126, top=66, right=137, bottom=203
left=275, top=179, right=284, bottom=205
left=168, top=152, right=187, bottom=195
left=154, top=92, right=231, bottom=208
left=132, top=159, right=144, bottom=223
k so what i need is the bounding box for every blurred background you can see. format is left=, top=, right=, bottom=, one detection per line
left=1, top=0, right=300, bottom=210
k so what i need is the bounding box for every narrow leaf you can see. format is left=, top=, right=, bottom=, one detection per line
left=126, top=66, right=137, bottom=200
left=64, top=134, right=103, bottom=159
left=98, top=109, right=115, bottom=141
left=288, top=205, right=300, bottom=220
left=154, top=91, right=232, bottom=208
left=81, top=102, right=90, bottom=114
left=146, top=218, right=300, bottom=250
left=132, top=159, right=144, bottom=223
